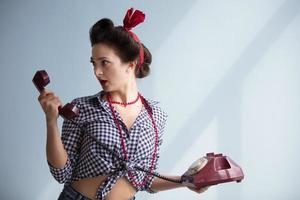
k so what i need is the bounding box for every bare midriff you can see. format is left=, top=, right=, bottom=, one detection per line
left=71, top=175, right=137, bottom=200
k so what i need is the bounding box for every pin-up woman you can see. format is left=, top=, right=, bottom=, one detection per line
left=38, top=8, right=209, bottom=200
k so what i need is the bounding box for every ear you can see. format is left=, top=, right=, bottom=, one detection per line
left=127, top=60, right=138, bottom=71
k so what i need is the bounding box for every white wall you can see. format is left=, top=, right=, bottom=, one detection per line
left=0, top=0, right=299, bottom=199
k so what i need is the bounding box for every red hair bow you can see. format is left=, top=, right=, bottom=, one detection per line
left=122, top=8, right=145, bottom=69
left=123, top=8, right=145, bottom=31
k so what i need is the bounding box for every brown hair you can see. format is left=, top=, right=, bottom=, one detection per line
left=89, top=18, right=151, bottom=78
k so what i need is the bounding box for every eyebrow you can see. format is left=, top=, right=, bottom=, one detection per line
left=90, top=56, right=108, bottom=61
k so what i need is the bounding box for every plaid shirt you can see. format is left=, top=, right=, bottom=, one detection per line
left=47, top=90, right=167, bottom=200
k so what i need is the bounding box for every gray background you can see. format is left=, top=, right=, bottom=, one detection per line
left=1, top=0, right=299, bottom=199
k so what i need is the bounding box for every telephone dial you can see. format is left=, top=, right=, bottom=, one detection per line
left=32, top=70, right=79, bottom=120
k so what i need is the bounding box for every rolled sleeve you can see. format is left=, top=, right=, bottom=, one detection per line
left=47, top=157, right=72, bottom=183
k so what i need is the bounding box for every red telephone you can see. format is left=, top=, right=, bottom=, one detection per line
left=181, top=152, right=244, bottom=189
left=32, top=70, right=79, bottom=120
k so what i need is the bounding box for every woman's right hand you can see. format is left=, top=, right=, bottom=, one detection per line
left=38, top=89, right=63, bottom=122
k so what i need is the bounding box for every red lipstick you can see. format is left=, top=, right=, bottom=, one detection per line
left=100, top=80, right=107, bottom=85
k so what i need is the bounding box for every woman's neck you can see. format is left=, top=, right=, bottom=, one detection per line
left=105, top=81, right=139, bottom=104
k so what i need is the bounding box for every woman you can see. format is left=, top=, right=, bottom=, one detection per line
left=38, top=8, right=208, bottom=200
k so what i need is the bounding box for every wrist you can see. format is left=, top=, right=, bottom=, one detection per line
left=46, top=117, right=57, bottom=125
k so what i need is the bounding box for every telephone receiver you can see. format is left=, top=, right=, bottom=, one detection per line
left=32, top=70, right=79, bottom=120
left=181, top=152, right=244, bottom=189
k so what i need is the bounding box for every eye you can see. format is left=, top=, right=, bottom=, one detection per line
left=101, top=60, right=110, bottom=66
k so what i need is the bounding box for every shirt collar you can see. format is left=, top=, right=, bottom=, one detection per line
left=91, top=90, right=159, bottom=130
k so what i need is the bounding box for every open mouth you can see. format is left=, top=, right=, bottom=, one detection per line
left=100, top=80, right=107, bottom=85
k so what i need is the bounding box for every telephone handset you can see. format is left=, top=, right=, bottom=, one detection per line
left=32, top=70, right=79, bottom=120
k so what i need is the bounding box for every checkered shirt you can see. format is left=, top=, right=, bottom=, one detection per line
left=47, top=90, right=167, bottom=199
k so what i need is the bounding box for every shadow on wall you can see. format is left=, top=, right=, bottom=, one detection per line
left=160, top=0, right=300, bottom=199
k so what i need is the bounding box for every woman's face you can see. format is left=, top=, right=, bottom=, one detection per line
left=91, top=43, right=134, bottom=92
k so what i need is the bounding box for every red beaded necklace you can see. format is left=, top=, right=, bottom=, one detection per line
left=107, top=92, right=159, bottom=187
left=109, top=93, right=140, bottom=107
